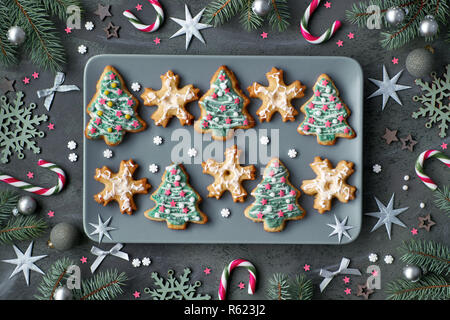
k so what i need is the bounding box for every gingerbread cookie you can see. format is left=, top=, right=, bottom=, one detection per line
left=141, top=70, right=200, bottom=127
left=85, top=65, right=147, bottom=146
left=194, top=66, right=254, bottom=141
left=144, top=163, right=207, bottom=230
left=301, top=156, right=356, bottom=214
left=94, top=159, right=151, bottom=215
left=248, top=67, right=306, bottom=122
left=297, top=74, right=356, bottom=146
left=244, top=158, right=305, bottom=232
left=202, top=145, right=256, bottom=202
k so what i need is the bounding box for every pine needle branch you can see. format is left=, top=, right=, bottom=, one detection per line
left=240, top=0, right=263, bottom=31
left=39, top=0, right=82, bottom=21
left=398, top=239, right=450, bottom=275
left=434, top=186, right=450, bottom=216
left=289, top=274, right=313, bottom=300
left=35, top=257, right=74, bottom=300
left=204, top=0, right=244, bottom=27
left=0, top=3, right=19, bottom=67
left=266, top=273, right=291, bottom=300
left=74, top=270, right=128, bottom=300
left=268, top=0, right=290, bottom=32
left=386, top=273, right=450, bottom=300
left=0, top=190, right=19, bottom=224
left=0, top=215, right=47, bottom=244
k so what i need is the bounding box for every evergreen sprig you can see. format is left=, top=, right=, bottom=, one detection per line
left=74, top=270, right=128, bottom=300
left=39, top=0, right=82, bottom=21
left=346, top=0, right=450, bottom=49
left=205, top=0, right=290, bottom=32
left=266, top=273, right=313, bottom=300
left=35, top=257, right=74, bottom=300
left=0, top=190, right=19, bottom=223
left=0, top=5, right=19, bottom=67
left=398, top=239, right=450, bottom=275
left=386, top=273, right=450, bottom=300
left=434, top=186, right=450, bottom=216
left=0, top=215, right=48, bottom=244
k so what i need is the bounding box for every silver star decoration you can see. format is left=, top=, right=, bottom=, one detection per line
left=1, top=241, right=47, bottom=286
left=170, top=4, right=212, bottom=50
left=89, top=214, right=116, bottom=243
left=365, top=193, right=408, bottom=240
left=327, top=215, right=354, bottom=243
left=368, top=65, right=411, bottom=111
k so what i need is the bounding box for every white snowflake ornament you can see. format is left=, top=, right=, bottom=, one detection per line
left=142, top=257, right=151, bottom=266
left=368, top=253, right=378, bottom=263
left=132, top=258, right=141, bottom=268
left=260, top=136, right=270, bottom=145
left=103, top=149, right=113, bottom=159
left=153, top=136, right=163, bottom=145
left=131, top=82, right=141, bottom=92
left=220, top=208, right=231, bottom=218
left=68, top=153, right=78, bottom=162
left=149, top=164, right=159, bottom=173
left=85, top=21, right=94, bottom=31
left=384, top=254, right=394, bottom=264
left=373, top=164, right=382, bottom=173
left=78, top=44, right=87, bottom=55
left=187, top=148, right=197, bottom=158
left=67, top=140, right=77, bottom=150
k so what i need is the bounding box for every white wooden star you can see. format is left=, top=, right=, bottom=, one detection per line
left=170, top=4, right=212, bottom=50
left=89, top=214, right=116, bottom=243
left=368, top=65, right=411, bottom=111
left=327, top=215, right=354, bottom=243
left=365, top=193, right=408, bottom=240
left=1, top=241, right=47, bottom=286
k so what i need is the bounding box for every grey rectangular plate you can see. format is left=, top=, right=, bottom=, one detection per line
left=83, top=54, right=363, bottom=244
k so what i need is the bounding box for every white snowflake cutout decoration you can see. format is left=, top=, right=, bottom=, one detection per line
left=142, top=257, right=151, bottom=266
left=85, top=21, right=94, bottom=31
left=260, top=136, right=270, bottom=145
left=131, top=82, right=141, bottom=92
left=153, top=136, right=163, bottom=145
left=220, top=208, right=231, bottom=218
left=384, top=254, right=394, bottom=264
left=187, top=148, right=197, bottom=158
left=67, top=140, right=77, bottom=150
left=78, top=44, right=87, bottom=55
left=149, top=164, right=159, bottom=173
left=372, top=164, right=382, bottom=173
left=68, top=153, right=78, bottom=162
left=132, top=258, right=141, bottom=268
left=368, top=253, right=378, bottom=263
left=288, top=149, right=298, bottom=158
left=103, top=149, right=113, bottom=159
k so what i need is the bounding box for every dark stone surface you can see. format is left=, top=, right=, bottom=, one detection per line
left=0, top=0, right=448, bottom=300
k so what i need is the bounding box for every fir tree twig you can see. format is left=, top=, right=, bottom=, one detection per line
left=386, top=273, right=450, bottom=300
left=0, top=190, right=19, bottom=224
left=0, top=4, right=19, bottom=67
left=204, top=0, right=244, bottom=27
left=288, top=274, right=313, bottom=300
left=240, top=0, right=263, bottom=31
left=74, top=270, right=128, bottom=300
left=266, top=273, right=313, bottom=300
left=0, top=215, right=48, bottom=244
left=434, top=186, right=450, bottom=216
left=398, top=239, right=450, bottom=275
left=39, top=0, right=82, bottom=21
left=268, top=0, right=290, bottom=32
left=35, top=257, right=74, bottom=300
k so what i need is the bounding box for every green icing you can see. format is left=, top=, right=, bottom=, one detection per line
left=247, top=160, right=304, bottom=230
left=86, top=70, right=145, bottom=145
left=147, top=164, right=204, bottom=227
left=199, top=69, right=248, bottom=137
left=300, top=77, right=353, bottom=143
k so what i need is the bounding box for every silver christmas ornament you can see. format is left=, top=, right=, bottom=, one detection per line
left=419, top=15, right=438, bottom=37
left=406, top=48, right=434, bottom=77
left=402, top=264, right=423, bottom=282
left=49, top=223, right=79, bottom=251
left=385, top=7, right=405, bottom=26
left=17, top=196, right=37, bottom=215
left=252, top=0, right=271, bottom=17
left=7, top=26, right=26, bottom=45
left=53, top=286, right=73, bottom=300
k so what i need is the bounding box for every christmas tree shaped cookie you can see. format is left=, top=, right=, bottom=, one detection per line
left=145, top=163, right=207, bottom=230
left=202, top=145, right=256, bottom=202
left=141, top=70, right=200, bottom=127
left=94, top=159, right=151, bottom=215
left=244, top=158, right=305, bottom=232
left=85, top=65, right=147, bottom=146
left=248, top=67, right=306, bottom=122
left=297, top=74, right=355, bottom=146
left=194, top=66, right=254, bottom=141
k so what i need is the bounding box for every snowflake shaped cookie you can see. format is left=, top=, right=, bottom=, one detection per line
left=260, top=136, right=270, bottom=145
left=149, top=163, right=159, bottom=173
left=187, top=148, right=197, bottom=158
left=68, top=153, right=78, bottom=162
left=153, top=136, right=163, bottom=145
left=142, top=257, right=151, bottom=266
left=248, top=67, right=306, bottom=122
left=141, top=71, right=200, bottom=127
left=368, top=253, right=378, bottom=262
left=202, top=145, right=256, bottom=202
left=220, top=208, right=231, bottom=218
left=288, top=149, right=298, bottom=158
left=94, top=159, right=151, bottom=215
left=372, top=164, right=382, bottom=173
left=67, top=140, right=77, bottom=150
left=301, top=156, right=356, bottom=214
left=85, top=21, right=95, bottom=31
left=132, top=258, right=141, bottom=268
left=103, top=149, right=113, bottom=159
left=384, top=254, right=394, bottom=264
left=412, top=64, right=449, bottom=138
left=78, top=45, right=87, bottom=54
left=0, top=91, right=48, bottom=163
left=131, top=82, right=141, bottom=92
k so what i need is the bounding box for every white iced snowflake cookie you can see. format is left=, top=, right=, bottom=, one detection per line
left=384, top=254, right=394, bottom=264
left=85, top=21, right=94, bottom=31
left=68, top=153, right=78, bottom=162
left=153, top=136, right=163, bottom=145
left=187, top=148, right=197, bottom=158
left=142, top=257, right=151, bottom=266
left=67, top=140, right=77, bottom=150
left=132, top=258, right=141, bottom=268
left=372, top=164, right=382, bottom=173
left=368, top=253, right=378, bottom=262
left=103, top=149, right=113, bottom=159
left=149, top=164, right=159, bottom=173
left=288, top=149, right=297, bottom=158
left=78, top=44, right=87, bottom=55
left=260, top=136, right=270, bottom=145
left=220, top=208, right=231, bottom=218
left=131, top=82, right=141, bottom=92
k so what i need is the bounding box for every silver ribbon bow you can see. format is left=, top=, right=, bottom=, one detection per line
left=319, top=257, right=361, bottom=292
left=90, top=243, right=129, bottom=274
left=36, top=72, right=80, bottom=111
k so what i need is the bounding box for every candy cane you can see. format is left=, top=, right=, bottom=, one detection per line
left=123, top=0, right=164, bottom=33
left=0, top=159, right=66, bottom=196
left=300, top=0, right=342, bottom=44
left=218, top=259, right=256, bottom=300
left=415, top=149, right=450, bottom=191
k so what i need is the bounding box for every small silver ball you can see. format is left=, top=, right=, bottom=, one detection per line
left=17, top=196, right=37, bottom=215
left=252, top=0, right=271, bottom=16
left=406, top=48, right=434, bottom=78
left=419, top=15, right=438, bottom=37
left=7, top=26, right=26, bottom=45
left=385, top=7, right=405, bottom=26
left=402, top=264, right=423, bottom=282
left=49, top=223, right=79, bottom=251
left=53, top=286, right=73, bottom=300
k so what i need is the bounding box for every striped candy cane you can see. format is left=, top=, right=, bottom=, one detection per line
left=415, top=149, right=450, bottom=191
left=0, top=159, right=66, bottom=196
left=123, top=0, right=164, bottom=33
left=300, top=0, right=342, bottom=44
left=218, top=259, right=256, bottom=300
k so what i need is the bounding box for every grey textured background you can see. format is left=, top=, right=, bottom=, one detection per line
left=0, top=0, right=448, bottom=300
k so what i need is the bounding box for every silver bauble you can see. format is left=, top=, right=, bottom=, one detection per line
left=402, top=264, right=423, bottom=282
left=17, top=195, right=37, bottom=215
left=419, top=15, right=438, bottom=37
left=406, top=48, right=434, bottom=77
left=7, top=26, right=26, bottom=45
left=385, top=7, right=405, bottom=26
left=49, top=222, right=79, bottom=251
left=252, top=0, right=271, bottom=17
left=53, top=286, right=73, bottom=300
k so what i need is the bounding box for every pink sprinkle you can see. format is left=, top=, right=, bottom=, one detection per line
left=109, top=73, right=116, bottom=80
left=225, top=88, right=230, bottom=93
left=23, top=77, right=30, bottom=84
left=183, top=207, right=189, bottom=214
left=117, top=89, right=123, bottom=95
left=344, top=127, right=350, bottom=134
left=219, top=74, right=226, bottom=81
left=277, top=210, right=284, bottom=217
left=127, top=99, right=134, bottom=106
left=308, top=118, right=315, bottom=124
left=265, top=184, right=271, bottom=190
left=322, top=105, right=329, bottom=111
left=336, top=103, right=343, bottom=110
left=159, top=206, right=165, bottom=212
left=329, top=95, right=336, bottom=102
left=325, top=121, right=331, bottom=127
left=206, top=114, right=213, bottom=120
left=212, top=93, right=218, bottom=99
left=322, top=79, right=328, bottom=86
left=290, top=190, right=296, bottom=196
left=268, top=170, right=275, bottom=177
left=243, top=119, right=249, bottom=125
left=261, top=199, right=267, bottom=205
left=219, top=105, right=226, bottom=112
left=303, top=264, right=310, bottom=271
left=225, top=118, right=232, bottom=124
left=95, top=118, right=102, bottom=125
left=280, top=177, right=286, bottom=183
left=308, top=103, right=314, bottom=109
left=234, top=98, right=240, bottom=104
left=116, top=111, right=123, bottom=117
left=115, top=125, right=122, bottom=131
left=279, top=190, right=285, bottom=197
left=180, top=191, right=186, bottom=197
left=165, top=189, right=171, bottom=196
left=337, top=115, right=344, bottom=122
left=314, top=90, right=321, bottom=97
left=99, top=98, right=106, bottom=104
left=303, top=125, right=310, bottom=132
left=170, top=168, right=177, bottom=175
left=202, top=121, right=209, bottom=128
left=273, top=161, right=279, bottom=168
left=174, top=181, right=180, bottom=187
left=257, top=212, right=264, bottom=219
left=170, top=200, right=176, bottom=207
left=90, top=127, right=96, bottom=133
left=132, top=120, right=139, bottom=128
left=287, top=204, right=294, bottom=211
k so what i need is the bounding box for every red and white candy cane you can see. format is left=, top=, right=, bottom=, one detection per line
left=123, top=0, right=164, bottom=33
left=218, top=259, right=256, bottom=300
left=0, top=159, right=66, bottom=196
left=300, top=0, right=342, bottom=44
left=415, top=149, right=450, bottom=191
